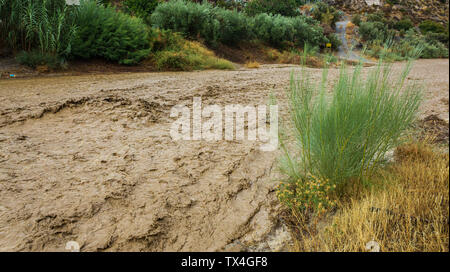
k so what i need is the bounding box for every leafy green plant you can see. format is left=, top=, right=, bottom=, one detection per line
left=393, top=18, right=414, bottom=31
left=351, top=14, right=361, bottom=26
left=152, top=29, right=234, bottom=71
left=280, top=59, right=422, bottom=190
left=0, top=0, right=76, bottom=57
left=311, top=2, right=340, bottom=28
left=251, top=13, right=326, bottom=48
left=151, top=0, right=326, bottom=49
left=16, top=50, right=66, bottom=69
left=72, top=0, right=151, bottom=65
left=123, top=0, right=160, bottom=24
left=419, top=20, right=447, bottom=34
left=244, top=0, right=303, bottom=17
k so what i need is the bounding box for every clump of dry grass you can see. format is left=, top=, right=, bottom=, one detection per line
left=245, top=61, right=260, bottom=68
left=291, top=140, right=449, bottom=252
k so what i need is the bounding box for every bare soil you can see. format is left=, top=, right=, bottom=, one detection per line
left=0, top=59, right=448, bottom=251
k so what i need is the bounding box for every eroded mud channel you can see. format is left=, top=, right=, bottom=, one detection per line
left=0, top=60, right=448, bottom=251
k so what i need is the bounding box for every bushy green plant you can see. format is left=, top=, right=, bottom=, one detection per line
left=311, top=2, right=340, bottom=28
left=244, top=0, right=303, bottom=17
left=151, top=0, right=326, bottom=49
left=0, top=0, right=76, bottom=57
left=419, top=20, right=447, bottom=34
left=401, top=30, right=448, bottom=58
left=366, top=11, right=385, bottom=23
left=251, top=13, right=326, bottom=48
left=16, top=50, right=66, bottom=69
left=280, top=60, right=422, bottom=188
left=152, top=33, right=234, bottom=71
left=151, top=0, right=215, bottom=42
left=72, top=0, right=151, bottom=65
left=123, top=0, right=160, bottom=24
left=393, top=18, right=414, bottom=31
left=351, top=14, right=361, bottom=26
left=359, top=21, right=393, bottom=42
left=213, top=8, right=251, bottom=45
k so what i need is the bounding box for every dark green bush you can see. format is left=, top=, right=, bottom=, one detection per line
left=251, top=13, right=326, bottom=48
left=351, top=14, right=362, bottom=26
left=311, top=2, right=340, bottom=28
left=151, top=0, right=326, bottom=49
left=419, top=20, right=447, bottom=34
left=402, top=30, right=448, bottom=58
left=151, top=0, right=215, bottom=42
left=123, top=0, right=160, bottom=23
left=72, top=0, right=151, bottom=65
left=16, top=50, right=66, bottom=69
left=0, top=0, right=76, bottom=56
left=244, top=0, right=303, bottom=17
left=366, top=12, right=385, bottom=23
left=213, top=8, right=251, bottom=45
left=359, top=21, right=392, bottom=42
left=394, top=18, right=414, bottom=31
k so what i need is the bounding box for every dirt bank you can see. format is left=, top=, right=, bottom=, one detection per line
left=0, top=59, right=448, bottom=251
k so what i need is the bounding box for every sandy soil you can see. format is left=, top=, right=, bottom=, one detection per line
left=0, top=59, right=448, bottom=251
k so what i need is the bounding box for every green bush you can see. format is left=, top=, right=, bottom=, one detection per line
left=311, top=2, right=340, bottom=28
left=151, top=0, right=215, bottom=42
left=72, top=0, right=151, bottom=65
left=351, top=14, right=362, bottom=26
left=0, top=0, right=76, bottom=57
left=366, top=11, right=385, bottom=23
left=359, top=21, right=392, bottom=42
left=244, top=0, right=303, bottom=17
left=16, top=50, right=66, bottom=69
left=419, top=20, right=447, bottom=34
left=401, top=30, right=448, bottom=58
left=213, top=8, right=251, bottom=45
left=280, top=60, right=422, bottom=188
left=151, top=0, right=326, bottom=49
left=123, top=0, right=160, bottom=24
left=251, top=13, right=326, bottom=48
left=393, top=18, right=414, bottom=31
left=152, top=32, right=234, bottom=71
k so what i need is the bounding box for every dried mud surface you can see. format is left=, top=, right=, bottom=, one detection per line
left=0, top=59, right=448, bottom=251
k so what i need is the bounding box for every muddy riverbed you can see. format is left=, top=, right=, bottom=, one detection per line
left=0, top=59, right=448, bottom=251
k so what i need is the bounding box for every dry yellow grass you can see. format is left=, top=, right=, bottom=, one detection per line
left=245, top=61, right=260, bottom=68
left=291, top=140, right=449, bottom=252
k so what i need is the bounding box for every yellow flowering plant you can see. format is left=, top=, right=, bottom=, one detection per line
left=277, top=174, right=337, bottom=215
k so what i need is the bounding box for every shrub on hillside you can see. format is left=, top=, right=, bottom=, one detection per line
left=151, top=0, right=215, bottom=42
left=311, top=2, right=341, bottom=28
left=251, top=13, right=326, bottom=48
left=393, top=18, right=414, bottom=31
left=151, top=0, right=326, bottom=49
left=419, top=20, right=447, bottom=34
left=351, top=14, right=362, bottom=26
left=72, top=0, right=151, bottom=65
left=213, top=8, right=252, bottom=45
left=359, top=21, right=393, bottom=42
left=244, top=0, right=303, bottom=17
left=123, top=0, right=160, bottom=24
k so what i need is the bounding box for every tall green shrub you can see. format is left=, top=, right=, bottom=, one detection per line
left=0, top=0, right=76, bottom=56
left=280, top=60, right=422, bottom=187
left=151, top=0, right=326, bottom=48
left=72, top=0, right=151, bottom=65
left=251, top=13, right=326, bottom=48
left=244, top=0, right=303, bottom=17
